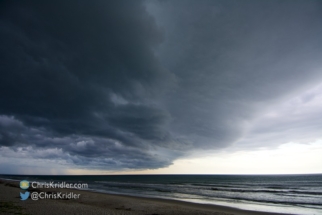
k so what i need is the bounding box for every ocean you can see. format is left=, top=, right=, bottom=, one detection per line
left=1, top=174, right=321, bottom=215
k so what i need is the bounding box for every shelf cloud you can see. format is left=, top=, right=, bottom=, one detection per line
left=1, top=0, right=322, bottom=172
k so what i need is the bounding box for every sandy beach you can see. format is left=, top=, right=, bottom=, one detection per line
left=0, top=179, right=291, bottom=215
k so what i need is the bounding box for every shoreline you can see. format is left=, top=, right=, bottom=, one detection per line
left=0, top=179, right=295, bottom=215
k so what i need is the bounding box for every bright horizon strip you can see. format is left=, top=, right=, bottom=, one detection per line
left=58, top=140, right=322, bottom=175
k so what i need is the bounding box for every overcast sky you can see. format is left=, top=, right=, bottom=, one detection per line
left=0, top=0, right=322, bottom=174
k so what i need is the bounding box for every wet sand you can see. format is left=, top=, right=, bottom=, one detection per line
left=0, top=179, right=292, bottom=215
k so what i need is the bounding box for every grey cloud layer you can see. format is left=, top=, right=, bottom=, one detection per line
left=1, top=0, right=322, bottom=171
left=0, top=115, right=174, bottom=169
left=151, top=0, right=322, bottom=148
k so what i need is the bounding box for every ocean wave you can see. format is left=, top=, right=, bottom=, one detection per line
left=210, top=187, right=322, bottom=196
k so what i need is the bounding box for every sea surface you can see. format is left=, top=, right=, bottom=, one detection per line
left=1, top=174, right=321, bottom=215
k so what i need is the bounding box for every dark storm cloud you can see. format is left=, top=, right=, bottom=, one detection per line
left=0, top=0, right=176, bottom=169
left=1, top=0, right=322, bottom=171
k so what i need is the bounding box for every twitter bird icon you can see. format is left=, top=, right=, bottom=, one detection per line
left=20, top=191, right=30, bottom=201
